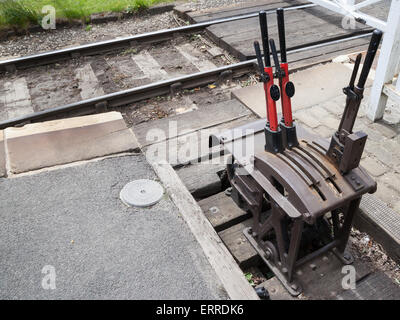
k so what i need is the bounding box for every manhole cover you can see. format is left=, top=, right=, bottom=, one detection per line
left=120, top=179, right=164, bottom=207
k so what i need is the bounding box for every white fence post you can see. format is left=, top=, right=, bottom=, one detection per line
left=367, top=0, right=400, bottom=121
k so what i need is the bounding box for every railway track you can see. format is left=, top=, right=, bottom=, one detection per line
left=1, top=2, right=399, bottom=300
left=0, top=2, right=315, bottom=72
left=0, top=1, right=373, bottom=130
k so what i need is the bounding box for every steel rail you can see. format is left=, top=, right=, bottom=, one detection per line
left=0, top=60, right=254, bottom=129
left=0, top=3, right=317, bottom=72
left=0, top=31, right=373, bottom=130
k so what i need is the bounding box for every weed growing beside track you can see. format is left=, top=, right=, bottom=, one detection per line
left=0, top=0, right=169, bottom=30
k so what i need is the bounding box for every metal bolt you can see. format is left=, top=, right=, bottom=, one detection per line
left=224, top=187, right=232, bottom=196
left=282, top=267, right=288, bottom=274
left=209, top=206, right=219, bottom=214
left=291, top=283, right=298, bottom=291
left=344, top=253, right=351, bottom=261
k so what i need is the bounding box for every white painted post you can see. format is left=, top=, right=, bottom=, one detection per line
left=367, top=0, right=400, bottom=121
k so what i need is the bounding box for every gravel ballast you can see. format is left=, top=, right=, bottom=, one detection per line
left=0, top=0, right=254, bottom=59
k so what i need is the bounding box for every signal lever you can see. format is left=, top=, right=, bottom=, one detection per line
left=275, top=8, right=298, bottom=149
left=254, top=11, right=283, bottom=154
left=327, top=30, right=383, bottom=174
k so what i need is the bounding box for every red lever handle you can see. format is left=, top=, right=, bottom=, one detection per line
left=264, top=66, right=279, bottom=132
left=280, top=63, right=293, bottom=127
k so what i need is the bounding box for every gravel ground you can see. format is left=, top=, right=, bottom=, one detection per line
left=0, top=12, right=177, bottom=59
left=351, top=228, right=400, bottom=285
left=0, top=0, right=254, bottom=59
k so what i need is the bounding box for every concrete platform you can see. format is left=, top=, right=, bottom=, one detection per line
left=0, top=154, right=228, bottom=299
left=4, top=112, right=139, bottom=174
left=232, top=62, right=372, bottom=117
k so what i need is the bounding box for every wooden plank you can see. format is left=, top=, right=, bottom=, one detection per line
left=133, top=99, right=251, bottom=148
left=207, top=5, right=362, bottom=40
left=185, top=0, right=307, bottom=22
left=294, top=247, right=373, bottom=300
left=131, top=51, right=169, bottom=81
left=199, top=191, right=252, bottom=232
left=1, top=78, right=33, bottom=121
left=218, top=218, right=260, bottom=269
left=355, top=193, right=400, bottom=264
left=75, top=64, right=105, bottom=100
left=199, top=1, right=389, bottom=62
left=175, top=43, right=217, bottom=72
left=176, top=162, right=225, bottom=199
left=337, top=270, right=400, bottom=300
left=216, top=17, right=370, bottom=60
left=143, top=114, right=255, bottom=167
left=149, top=161, right=259, bottom=300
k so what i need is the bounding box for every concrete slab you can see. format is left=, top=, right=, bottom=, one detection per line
left=0, top=78, right=34, bottom=121
left=5, top=112, right=139, bottom=174
left=232, top=62, right=372, bottom=117
left=0, top=154, right=228, bottom=299
left=0, top=130, right=5, bottom=177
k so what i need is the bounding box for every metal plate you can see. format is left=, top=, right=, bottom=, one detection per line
left=120, top=179, right=164, bottom=208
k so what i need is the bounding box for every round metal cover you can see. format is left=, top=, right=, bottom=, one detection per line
left=120, top=179, right=164, bottom=207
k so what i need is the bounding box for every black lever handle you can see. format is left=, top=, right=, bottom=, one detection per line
left=276, top=8, right=287, bottom=63
left=269, top=39, right=281, bottom=75
left=349, top=53, right=362, bottom=90
left=254, top=41, right=267, bottom=82
left=259, top=11, right=271, bottom=67
left=357, top=29, right=382, bottom=89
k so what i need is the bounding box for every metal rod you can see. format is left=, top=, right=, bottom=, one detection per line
left=349, top=53, right=362, bottom=90
left=357, top=29, right=383, bottom=88
left=295, top=239, right=340, bottom=268
left=0, top=3, right=316, bottom=71
left=0, top=60, right=254, bottom=129
left=277, top=8, right=287, bottom=63
left=259, top=11, right=271, bottom=67
left=254, top=41, right=265, bottom=77
left=269, top=39, right=281, bottom=72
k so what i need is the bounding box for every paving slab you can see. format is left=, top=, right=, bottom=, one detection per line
left=0, top=154, right=228, bottom=299
left=232, top=62, right=372, bottom=118
left=0, top=130, right=5, bottom=177
left=5, top=112, right=139, bottom=174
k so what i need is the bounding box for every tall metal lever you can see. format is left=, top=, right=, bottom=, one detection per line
left=339, top=30, right=383, bottom=136
left=357, top=29, right=383, bottom=89
left=269, top=39, right=282, bottom=76
left=259, top=11, right=271, bottom=67
left=277, top=8, right=287, bottom=63
left=255, top=11, right=280, bottom=133
left=328, top=29, right=383, bottom=173
left=349, top=53, right=362, bottom=90
left=254, top=41, right=267, bottom=81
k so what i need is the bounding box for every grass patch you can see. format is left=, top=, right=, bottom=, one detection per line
left=0, top=0, right=170, bottom=29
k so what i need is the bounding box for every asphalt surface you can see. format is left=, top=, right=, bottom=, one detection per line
left=0, top=154, right=228, bottom=299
